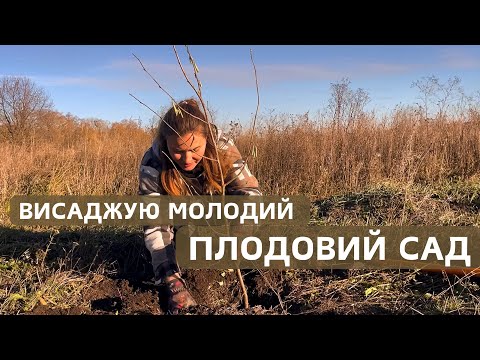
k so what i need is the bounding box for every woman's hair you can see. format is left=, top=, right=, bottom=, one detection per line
left=157, top=98, right=233, bottom=195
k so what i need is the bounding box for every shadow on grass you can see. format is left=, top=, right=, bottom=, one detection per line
left=0, top=226, right=154, bottom=284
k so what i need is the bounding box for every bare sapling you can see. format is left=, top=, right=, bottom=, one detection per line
left=130, top=46, right=262, bottom=310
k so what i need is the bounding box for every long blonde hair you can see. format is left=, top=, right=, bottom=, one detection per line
left=157, top=98, right=233, bottom=195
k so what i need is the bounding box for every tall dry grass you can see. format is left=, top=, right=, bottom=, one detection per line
left=1, top=108, right=480, bottom=223
left=235, top=110, right=480, bottom=198
left=0, top=117, right=152, bottom=223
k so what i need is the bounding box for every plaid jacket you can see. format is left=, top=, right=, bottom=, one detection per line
left=138, top=129, right=262, bottom=279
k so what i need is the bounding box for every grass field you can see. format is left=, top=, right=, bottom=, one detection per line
left=1, top=110, right=480, bottom=314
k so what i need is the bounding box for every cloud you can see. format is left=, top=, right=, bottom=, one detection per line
left=31, top=56, right=426, bottom=94
left=103, top=58, right=181, bottom=77
left=31, top=74, right=164, bottom=92
left=256, top=64, right=342, bottom=84
left=31, top=75, right=103, bottom=87
left=102, top=59, right=341, bottom=88
left=438, top=47, right=480, bottom=69
left=193, top=62, right=418, bottom=86
left=356, top=62, right=418, bottom=74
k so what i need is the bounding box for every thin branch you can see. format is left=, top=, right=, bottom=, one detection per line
left=236, top=269, right=249, bottom=310
left=248, top=48, right=260, bottom=160
left=435, top=268, right=480, bottom=298
left=257, top=269, right=286, bottom=313
left=216, top=50, right=261, bottom=190
left=235, top=49, right=260, bottom=169
left=172, top=46, right=198, bottom=102
left=134, top=47, right=251, bottom=310
left=186, top=46, right=203, bottom=97
left=174, top=45, right=252, bottom=308
left=132, top=53, right=171, bottom=100
left=173, top=45, right=225, bottom=194
left=132, top=53, right=209, bottom=125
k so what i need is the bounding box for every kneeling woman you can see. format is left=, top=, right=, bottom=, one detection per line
left=138, top=98, right=262, bottom=313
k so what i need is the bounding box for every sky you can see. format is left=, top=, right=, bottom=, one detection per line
left=1, top=45, right=480, bottom=126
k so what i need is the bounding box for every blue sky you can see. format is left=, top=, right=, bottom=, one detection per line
left=1, top=45, right=480, bottom=126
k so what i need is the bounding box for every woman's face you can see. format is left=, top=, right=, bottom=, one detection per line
left=166, top=131, right=207, bottom=171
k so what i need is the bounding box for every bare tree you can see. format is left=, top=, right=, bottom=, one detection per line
left=411, top=75, right=439, bottom=120
left=0, top=76, right=53, bottom=142
left=347, top=87, right=370, bottom=124
left=435, top=76, right=463, bottom=119
left=329, top=77, right=349, bottom=127
left=411, top=75, right=467, bottom=120
left=327, top=77, right=370, bottom=128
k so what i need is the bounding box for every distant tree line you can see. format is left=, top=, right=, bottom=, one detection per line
left=2, top=74, right=480, bottom=143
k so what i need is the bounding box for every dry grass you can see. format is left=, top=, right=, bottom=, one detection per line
left=1, top=108, right=480, bottom=215
left=1, top=108, right=480, bottom=314
left=0, top=234, right=105, bottom=314
left=273, top=268, right=480, bottom=315
left=234, top=110, right=480, bottom=199
left=0, top=119, right=151, bottom=224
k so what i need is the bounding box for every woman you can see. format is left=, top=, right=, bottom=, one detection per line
left=138, top=98, right=262, bottom=314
